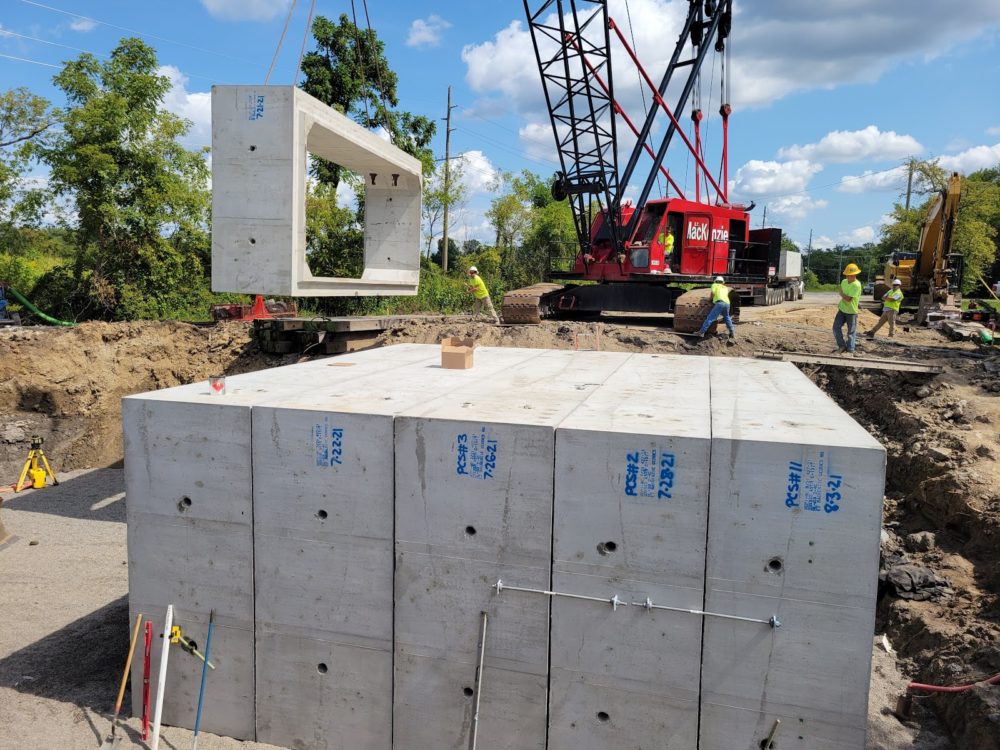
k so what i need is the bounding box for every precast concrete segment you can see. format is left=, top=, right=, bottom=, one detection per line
left=124, top=344, right=443, bottom=740
left=699, top=358, right=886, bottom=750
left=250, top=347, right=548, bottom=750
left=392, top=352, right=633, bottom=750
left=211, top=86, right=421, bottom=297
left=547, top=354, right=711, bottom=750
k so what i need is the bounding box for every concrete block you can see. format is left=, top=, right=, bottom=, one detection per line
left=250, top=347, right=550, bottom=749
left=699, top=358, right=886, bottom=750
left=547, top=354, right=711, bottom=749
left=392, top=351, right=632, bottom=750
left=211, top=85, right=421, bottom=297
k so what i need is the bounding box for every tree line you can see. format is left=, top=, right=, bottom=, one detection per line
left=1, top=19, right=997, bottom=322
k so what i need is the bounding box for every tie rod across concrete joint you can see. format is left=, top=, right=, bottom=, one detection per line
left=492, top=579, right=780, bottom=627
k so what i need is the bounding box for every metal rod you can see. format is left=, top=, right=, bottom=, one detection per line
left=632, top=597, right=779, bottom=627
left=150, top=604, right=174, bottom=750
left=493, top=579, right=626, bottom=610
left=469, top=611, right=488, bottom=750
left=192, top=609, right=215, bottom=750
left=763, top=718, right=782, bottom=748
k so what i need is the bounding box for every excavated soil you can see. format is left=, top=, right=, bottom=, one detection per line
left=2, top=302, right=999, bottom=748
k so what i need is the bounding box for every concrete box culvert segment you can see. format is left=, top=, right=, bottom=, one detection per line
left=123, top=345, right=886, bottom=749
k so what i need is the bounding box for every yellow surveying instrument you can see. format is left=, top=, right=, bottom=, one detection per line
left=15, top=435, right=58, bottom=492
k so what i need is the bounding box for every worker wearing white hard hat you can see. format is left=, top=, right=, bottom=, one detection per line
left=695, top=276, right=735, bottom=341
left=466, top=267, right=500, bottom=324
left=867, top=278, right=904, bottom=339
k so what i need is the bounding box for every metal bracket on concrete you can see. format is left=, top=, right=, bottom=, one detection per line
left=493, top=579, right=628, bottom=611
left=632, top=597, right=781, bottom=628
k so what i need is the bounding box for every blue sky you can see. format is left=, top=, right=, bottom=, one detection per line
left=3, top=0, right=1000, bottom=251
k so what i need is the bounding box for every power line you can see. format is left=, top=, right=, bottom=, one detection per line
left=0, top=51, right=60, bottom=67
left=20, top=0, right=256, bottom=64
left=0, top=26, right=90, bottom=54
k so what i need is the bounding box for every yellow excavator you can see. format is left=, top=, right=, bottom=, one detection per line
left=873, top=172, right=963, bottom=323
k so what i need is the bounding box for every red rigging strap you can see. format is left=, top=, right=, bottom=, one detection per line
left=562, top=31, right=686, bottom=200
left=608, top=17, right=727, bottom=205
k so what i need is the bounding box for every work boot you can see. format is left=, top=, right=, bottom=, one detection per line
left=865, top=332, right=875, bottom=339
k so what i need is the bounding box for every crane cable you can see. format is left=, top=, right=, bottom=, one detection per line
left=293, top=0, right=317, bottom=86
left=265, top=0, right=297, bottom=84
left=347, top=0, right=374, bottom=129
left=361, top=0, right=395, bottom=141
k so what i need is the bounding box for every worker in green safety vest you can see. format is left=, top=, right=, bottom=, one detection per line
left=657, top=227, right=676, bottom=271
left=833, top=263, right=863, bottom=354
left=466, top=266, right=500, bottom=324
left=866, top=278, right=904, bottom=339
left=695, top=276, right=735, bottom=341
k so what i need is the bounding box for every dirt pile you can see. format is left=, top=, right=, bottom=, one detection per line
left=0, top=321, right=286, bottom=481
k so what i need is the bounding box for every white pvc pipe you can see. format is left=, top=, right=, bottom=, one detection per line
left=150, top=604, right=173, bottom=750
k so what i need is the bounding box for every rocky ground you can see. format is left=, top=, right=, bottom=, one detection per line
left=1, top=298, right=998, bottom=748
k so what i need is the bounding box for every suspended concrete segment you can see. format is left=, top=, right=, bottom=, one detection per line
left=211, top=85, right=422, bottom=297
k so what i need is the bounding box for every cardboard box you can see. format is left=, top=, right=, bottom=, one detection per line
left=441, top=336, right=475, bottom=369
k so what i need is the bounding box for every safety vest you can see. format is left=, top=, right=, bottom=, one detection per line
left=883, top=288, right=903, bottom=311
left=469, top=275, right=489, bottom=300
left=839, top=279, right=861, bottom=315
left=660, top=232, right=675, bottom=254
left=710, top=282, right=730, bottom=304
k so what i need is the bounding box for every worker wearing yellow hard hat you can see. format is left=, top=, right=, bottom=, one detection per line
left=833, top=263, right=863, bottom=354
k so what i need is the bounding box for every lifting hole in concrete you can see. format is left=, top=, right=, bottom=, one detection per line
left=465, top=525, right=477, bottom=536
left=597, top=541, right=617, bottom=555
left=248, top=144, right=256, bottom=151
left=188, top=639, right=198, bottom=652
left=463, top=686, right=474, bottom=697
left=317, top=663, right=328, bottom=674
left=766, top=557, right=784, bottom=574
left=317, top=509, right=328, bottom=520
left=759, top=740, right=777, bottom=750
left=596, top=711, right=610, bottom=723
left=249, top=237, right=256, bottom=245
left=178, top=496, right=193, bottom=512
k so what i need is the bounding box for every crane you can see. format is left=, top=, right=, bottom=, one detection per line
left=502, top=0, right=803, bottom=328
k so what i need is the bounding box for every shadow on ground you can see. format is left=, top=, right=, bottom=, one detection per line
left=1, top=467, right=124, bottom=523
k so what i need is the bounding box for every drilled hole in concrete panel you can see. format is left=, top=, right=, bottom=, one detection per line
left=766, top=557, right=784, bottom=574
left=249, top=144, right=257, bottom=151
left=249, top=237, right=256, bottom=245
left=317, top=509, right=328, bottom=520
left=188, top=639, right=198, bottom=652
left=465, top=525, right=477, bottom=536
left=463, top=687, right=474, bottom=697
left=597, top=541, right=617, bottom=555
left=178, top=496, right=193, bottom=512
left=596, top=711, right=610, bottom=723
left=317, top=663, right=328, bottom=674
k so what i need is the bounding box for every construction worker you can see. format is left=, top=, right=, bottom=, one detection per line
left=658, top=226, right=676, bottom=270
left=867, top=278, right=903, bottom=339
left=466, top=266, right=500, bottom=324
left=695, top=276, right=735, bottom=340
left=833, top=263, right=863, bottom=354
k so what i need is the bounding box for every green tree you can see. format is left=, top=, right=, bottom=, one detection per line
left=300, top=14, right=436, bottom=185
left=0, top=88, right=56, bottom=247
left=36, top=38, right=211, bottom=320
left=305, top=179, right=364, bottom=279
left=953, top=170, right=1000, bottom=293
left=879, top=203, right=924, bottom=254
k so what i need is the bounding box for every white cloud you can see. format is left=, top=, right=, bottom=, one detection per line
left=938, top=142, right=1000, bottom=173
left=456, top=150, right=497, bottom=194
left=768, top=195, right=829, bottom=221
left=778, top=126, right=922, bottom=163
left=837, top=166, right=908, bottom=193
left=201, top=0, right=288, bottom=22
left=406, top=15, right=451, bottom=48
left=158, top=66, right=211, bottom=147
left=69, top=17, right=97, bottom=32
left=840, top=225, right=876, bottom=245
left=811, top=235, right=836, bottom=250
left=988, top=126, right=1000, bottom=137
left=729, top=159, right=823, bottom=197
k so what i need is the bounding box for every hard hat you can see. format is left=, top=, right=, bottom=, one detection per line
left=468, top=266, right=478, bottom=273
left=714, top=276, right=724, bottom=283
left=843, top=263, right=861, bottom=276
left=892, top=278, right=902, bottom=286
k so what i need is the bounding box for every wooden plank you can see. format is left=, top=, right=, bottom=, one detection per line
left=754, top=350, right=943, bottom=374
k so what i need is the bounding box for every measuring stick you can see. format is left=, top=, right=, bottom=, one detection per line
left=150, top=604, right=174, bottom=750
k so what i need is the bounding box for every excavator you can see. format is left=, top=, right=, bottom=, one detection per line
left=502, top=0, right=802, bottom=329
left=873, top=171, right=963, bottom=324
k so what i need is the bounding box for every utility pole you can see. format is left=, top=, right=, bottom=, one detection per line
left=806, top=229, right=813, bottom=271
left=441, top=85, right=456, bottom=272
left=904, top=158, right=914, bottom=210
left=761, top=205, right=767, bottom=229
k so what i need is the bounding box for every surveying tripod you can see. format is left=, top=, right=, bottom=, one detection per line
left=15, top=435, right=59, bottom=492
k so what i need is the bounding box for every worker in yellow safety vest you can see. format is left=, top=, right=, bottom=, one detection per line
left=657, top=227, right=676, bottom=271
left=695, top=276, right=735, bottom=341
left=866, top=278, right=903, bottom=339
left=833, top=263, right=863, bottom=354
left=466, top=266, right=500, bottom=324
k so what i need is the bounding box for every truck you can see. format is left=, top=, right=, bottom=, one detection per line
left=502, top=0, right=801, bottom=329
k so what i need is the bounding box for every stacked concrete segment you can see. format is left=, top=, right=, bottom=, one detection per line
left=124, top=346, right=885, bottom=749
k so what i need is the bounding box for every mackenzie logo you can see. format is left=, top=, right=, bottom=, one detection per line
left=686, top=218, right=709, bottom=242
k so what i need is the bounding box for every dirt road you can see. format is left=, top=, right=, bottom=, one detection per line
left=1, top=300, right=997, bottom=748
